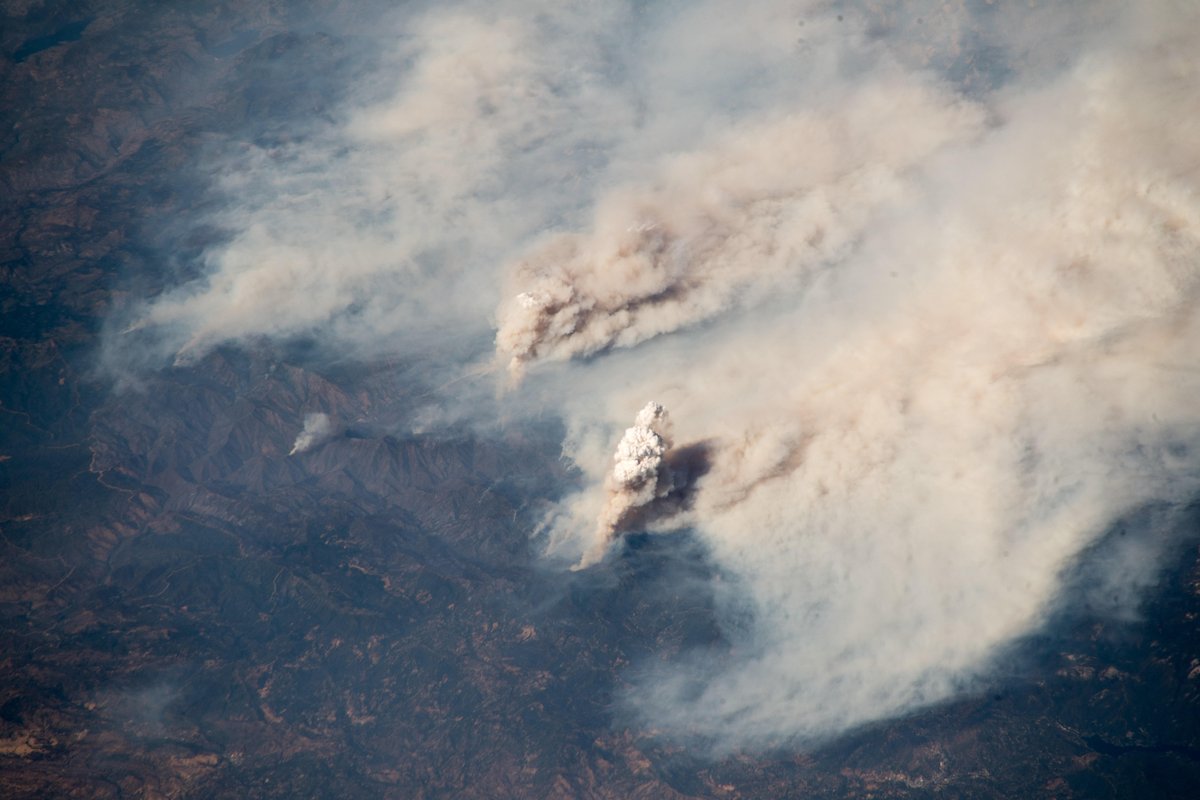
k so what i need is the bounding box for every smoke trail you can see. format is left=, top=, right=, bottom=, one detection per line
left=495, top=78, right=984, bottom=378
left=289, top=412, right=334, bottom=455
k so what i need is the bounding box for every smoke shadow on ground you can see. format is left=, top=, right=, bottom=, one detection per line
left=609, top=439, right=716, bottom=539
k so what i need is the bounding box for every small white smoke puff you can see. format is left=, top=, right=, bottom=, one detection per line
left=289, top=412, right=334, bottom=456
left=575, top=402, right=673, bottom=569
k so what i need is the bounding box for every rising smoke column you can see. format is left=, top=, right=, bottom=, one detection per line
left=289, top=412, right=334, bottom=455
left=574, top=402, right=674, bottom=569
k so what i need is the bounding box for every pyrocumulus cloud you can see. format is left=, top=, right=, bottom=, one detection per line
left=575, top=401, right=675, bottom=569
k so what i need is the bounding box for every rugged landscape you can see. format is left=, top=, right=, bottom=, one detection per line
left=3, top=2, right=1200, bottom=797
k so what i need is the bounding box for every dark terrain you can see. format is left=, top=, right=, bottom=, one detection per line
left=2, top=2, right=1199, bottom=797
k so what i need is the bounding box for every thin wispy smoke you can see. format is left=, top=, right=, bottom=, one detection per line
left=108, top=0, right=1200, bottom=750
left=117, top=1, right=639, bottom=366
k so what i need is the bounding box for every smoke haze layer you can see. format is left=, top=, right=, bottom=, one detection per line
left=110, top=0, right=1200, bottom=750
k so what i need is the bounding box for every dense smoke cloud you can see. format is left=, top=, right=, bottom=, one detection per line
left=110, top=0, right=1200, bottom=750
left=543, top=1, right=1200, bottom=747
left=496, top=79, right=984, bottom=378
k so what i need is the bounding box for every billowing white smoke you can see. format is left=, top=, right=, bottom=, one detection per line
left=109, top=0, right=1200, bottom=751
left=289, top=412, right=334, bottom=455
left=575, top=401, right=674, bottom=569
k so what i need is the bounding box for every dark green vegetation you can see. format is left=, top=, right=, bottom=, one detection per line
left=2, top=2, right=1199, bottom=797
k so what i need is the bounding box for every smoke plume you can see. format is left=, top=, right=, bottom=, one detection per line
left=575, top=401, right=675, bottom=569
left=526, top=1, right=1200, bottom=748
left=496, top=79, right=984, bottom=378
left=105, top=0, right=1200, bottom=751
left=289, top=412, right=334, bottom=456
